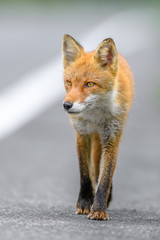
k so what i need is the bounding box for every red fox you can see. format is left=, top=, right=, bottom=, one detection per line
left=62, top=34, right=134, bottom=220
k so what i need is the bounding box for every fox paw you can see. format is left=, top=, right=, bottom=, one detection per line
left=88, top=210, right=109, bottom=220
left=76, top=199, right=92, bottom=215
left=76, top=207, right=90, bottom=215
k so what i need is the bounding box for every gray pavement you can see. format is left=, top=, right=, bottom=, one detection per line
left=0, top=3, right=160, bottom=240
left=0, top=4, right=119, bottom=90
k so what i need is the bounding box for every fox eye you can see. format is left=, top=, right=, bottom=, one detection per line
left=85, top=82, right=95, bottom=87
left=66, top=80, right=72, bottom=86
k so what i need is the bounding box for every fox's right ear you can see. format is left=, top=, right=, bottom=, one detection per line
left=63, top=34, right=84, bottom=69
left=95, top=38, right=118, bottom=75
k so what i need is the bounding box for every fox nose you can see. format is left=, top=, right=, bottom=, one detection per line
left=63, top=102, right=73, bottom=110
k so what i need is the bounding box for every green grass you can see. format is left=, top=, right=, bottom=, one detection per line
left=0, top=0, right=159, bottom=13
left=0, top=0, right=160, bottom=5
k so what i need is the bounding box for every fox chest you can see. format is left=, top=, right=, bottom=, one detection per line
left=71, top=117, right=97, bottom=134
left=70, top=111, right=122, bottom=138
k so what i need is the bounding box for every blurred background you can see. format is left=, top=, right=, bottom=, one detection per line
left=0, top=0, right=160, bottom=239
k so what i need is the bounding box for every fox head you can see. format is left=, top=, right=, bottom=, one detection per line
left=63, top=34, right=118, bottom=115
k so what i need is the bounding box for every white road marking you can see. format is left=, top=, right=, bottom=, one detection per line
left=0, top=61, right=64, bottom=139
left=0, top=9, right=156, bottom=140
left=83, top=9, right=155, bottom=55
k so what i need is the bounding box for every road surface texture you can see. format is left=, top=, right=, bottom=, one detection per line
left=0, top=3, right=160, bottom=240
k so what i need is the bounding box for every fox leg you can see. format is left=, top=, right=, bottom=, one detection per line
left=92, top=132, right=113, bottom=208
left=91, top=132, right=102, bottom=184
left=107, top=182, right=113, bottom=208
left=88, top=136, right=120, bottom=220
left=76, top=132, right=94, bottom=215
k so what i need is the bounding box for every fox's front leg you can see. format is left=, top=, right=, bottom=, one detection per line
left=76, top=132, right=94, bottom=215
left=88, top=137, right=119, bottom=220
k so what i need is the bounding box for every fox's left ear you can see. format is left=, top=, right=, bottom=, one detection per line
left=63, top=34, right=84, bottom=69
left=95, top=38, right=118, bottom=74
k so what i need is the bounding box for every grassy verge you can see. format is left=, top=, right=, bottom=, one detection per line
left=0, top=0, right=160, bottom=5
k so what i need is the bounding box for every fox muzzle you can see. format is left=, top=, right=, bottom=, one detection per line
left=63, top=102, right=73, bottom=111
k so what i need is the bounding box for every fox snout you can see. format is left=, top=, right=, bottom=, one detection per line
left=63, top=102, right=73, bottom=111
left=63, top=101, right=86, bottom=114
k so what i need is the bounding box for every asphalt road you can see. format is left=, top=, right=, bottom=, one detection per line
left=0, top=4, right=119, bottom=90
left=0, top=4, right=160, bottom=240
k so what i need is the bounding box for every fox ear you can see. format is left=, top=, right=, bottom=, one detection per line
left=63, top=34, right=84, bottom=68
left=95, top=38, right=118, bottom=74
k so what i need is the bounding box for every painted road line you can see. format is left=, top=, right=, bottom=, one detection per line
left=0, top=60, right=64, bottom=139
left=0, top=9, right=156, bottom=140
